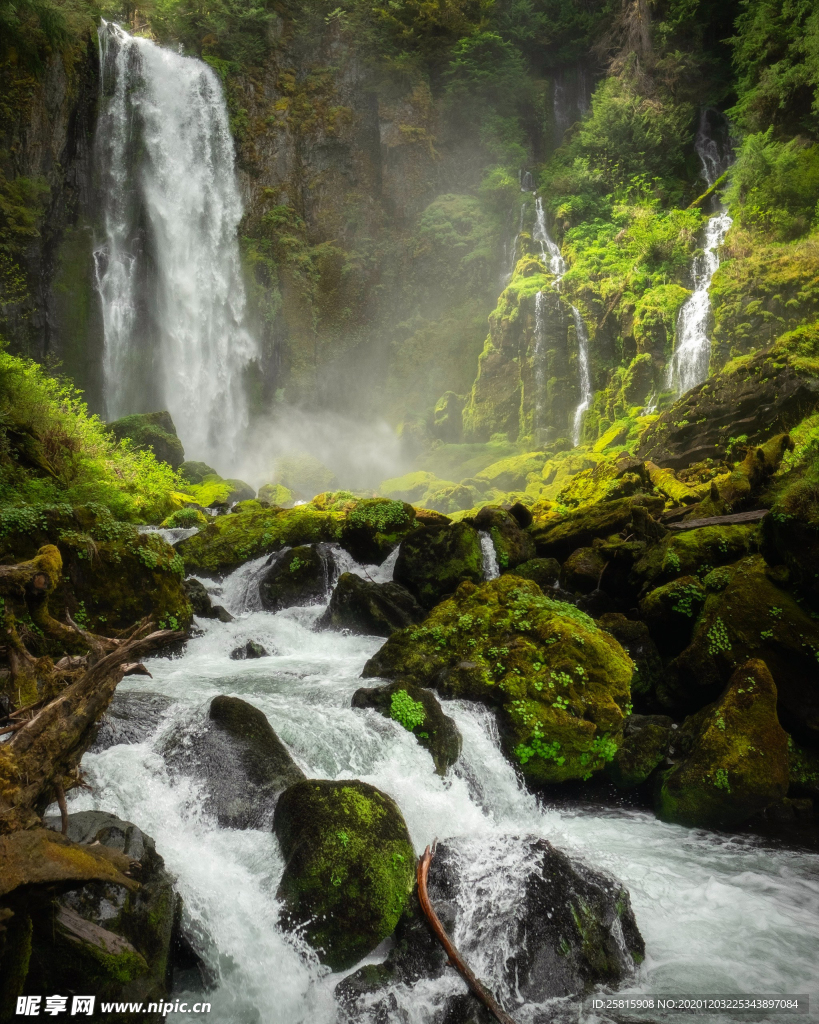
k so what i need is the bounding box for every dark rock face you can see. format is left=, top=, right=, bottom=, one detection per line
left=638, top=352, right=819, bottom=470
left=561, top=546, right=607, bottom=594
left=183, top=577, right=233, bottom=622
left=258, top=544, right=334, bottom=611
left=28, top=813, right=183, bottom=1019
left=274, top=780, right=416, bottom=971
left=109, top=411, right=185, bottom=469
left=598, top=614, right=663, bottom=711
left=338, top=835, right=644, bottom=1019
left=230, top=640, right=269, bottom=660
left=163, top=696, right=304, bottom=828
left=471, top=505, right=535, bottom=569
left=608, top=714, right=673, bottom=789
left=510, top=556, right=561, bottom=589
left=91, top=691, right=176, bottom=752
left=352, top=680, right=462, bottom=774
left=337, top=499, right=418, bottom=565
left=394, top=522, right=483, bottom=609
left=317, top=572, right=425, bottom=636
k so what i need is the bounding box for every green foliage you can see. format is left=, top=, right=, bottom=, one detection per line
left=347, top=499, right=410, bottom=532
left=389, top=689, right=426, bottom=731
left=444, top=32, right=528, bottom=112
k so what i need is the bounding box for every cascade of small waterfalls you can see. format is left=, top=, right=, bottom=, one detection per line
left=667, top=110, right=734, bottom=395
left=94, top=22, right=258, bottom=466
left=533, top=198, right=593, bottom=444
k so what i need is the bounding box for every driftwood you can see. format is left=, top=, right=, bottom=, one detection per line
left=666, top=509, right=768, bottom=531
left=417, top=844, right=517, bottom=1024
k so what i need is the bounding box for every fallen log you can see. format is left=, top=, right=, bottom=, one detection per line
left=666, top=509, right=768, bottom=531
left=417, top=844, right=517, bottom=1024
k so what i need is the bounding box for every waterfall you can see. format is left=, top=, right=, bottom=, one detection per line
left=533, top=198, right=592, bottom=444
left=501, top=201, right=527, bottom=286
left=667, top=110, right=734, bottom=396
left=479, top=530, right=500, bottom=580
left=533, top=290, right=546, bottom=433
left=94, top=22, right=258, bottom=466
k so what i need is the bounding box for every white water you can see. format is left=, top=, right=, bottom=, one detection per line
left=138, top=525, right=200, bottom=546
left=479, top=530, right=500, bottom=580
left=667, top=112, right=734, bottom=396
left=95, top=23, right=258, bottom=466
left=65, top=551, right=819, bottom=1024
left=533, top=198, right=592, bottom=445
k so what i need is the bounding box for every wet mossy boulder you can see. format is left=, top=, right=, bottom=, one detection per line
left=338, top=498, right=417, bottom=564
left=163, top=696, right=305, bottom=828
left=317, top=573, right=424, bottom=636
left=561, top=546, right=607, bottom=595
left=364, top=575, right=633, bottom=784
left=183, top=577, right=232, bottom=621
left=273, top=780, right=416, bottom=970
left=532, top=495, right=664, bottom=562
left=258, top=544, right=334, bottom=611
left=25, top=812, right=181, bottom=1017
left=664, top=556, right=819, bottom=738
left=352, top=680, right=462, bottom=774
left=179, top=460, right=217, bottom=485
left=639, top=575, right=706, bottom=656
left=230, top=639, right=269, bottom=660
left=258, top=482, right=295, bottom=507
left=393, top=521, right=483, bottom=609
left=598, top=614, right=663, bottom=710
left=608, top=714, right=673, bottom=789
left=630, top=522, right=758, bottom=597
left=109, top=411, right=185, bottom=470
left=763, top=478, right=819, bottom=606
left=510, top=556, right=561, bottom=589
left=656, top=660, right=789, bottom=829
left=471, top=505, right=535, bottom=569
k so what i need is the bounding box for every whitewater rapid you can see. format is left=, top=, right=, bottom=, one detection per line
left=67, top=554, right=819, bottom=1024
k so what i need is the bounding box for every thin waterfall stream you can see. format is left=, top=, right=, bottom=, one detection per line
left=66, top=549, right=819, bottom=1024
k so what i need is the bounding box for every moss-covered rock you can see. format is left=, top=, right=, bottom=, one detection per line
left=393, top=521, right=483, bottom=609
left=471, top=505, right=535, bottom=569
left=258, top=482, right=295, bottom=507
left=273, top=780, right=415, bottom=971
left=363, top=575, right=633, bottom=784
left=258, top=544, right=334, bottom=611
left=639, top=575, right=706, bottom=656
left=655, top=660, right=789, bottom=829
left=352, top=680, right=462, bottom=775
left=182, top=577, right=232, bottom=622
left=561, top=546, right=607, bottom=594
left=665, top=556, right=819, bottom=738
left=317, top=573, right=424, bottom=636
left=510, top=556, right=561, bottom=589
left=108, top=411, right=185, bottom=470
left=179, top=460, right=217, bottom=485
left=631, top=523, right=758, bottom=595
left=185, top=473, right=255, bottom=507
left=763, top=475, right=819, bottom=606
left=598, top=613, right=663, bottom=710
left=532, top=495, right=664, bottom=561
left=163, top=697, right=304, bottom=828
left=788, top=737, right=819, bottom=799
left=268, top=452, right=338, bottom=501
left=337, top=499, right=418, bottom=564
left=608, top=714, right=673, bottom=789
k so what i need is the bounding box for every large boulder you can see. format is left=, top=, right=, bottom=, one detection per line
left=531, top=495, right=665, bottom=561
left=639, top=575, right=706, bottom=656
left=26, top=812, right=182, bottom=1017
left=656, top=660, right=789, bottom=828
left=183, top=577, right=233, bottom=622
left=607, top=714, right=673, bottom=789
left=597, top=613, right=663, bottom=711
left=163, top=696, right=304, bottom=828
left=510, top=556, right=561, bottom=590
left=352, top=680, right=462, bottom=774
left=317, top=572, right=425, bottom=636
left=109, top=411, right=185, bottom=470
left=338, top=835, right=644, bottom=1018
left=763, top=476, right=819, bottom=607
left=471, top=505, right=535, bottom=569
left=337, top=498, right=418, bottom=564
left=258, top=544, right=335, bottom=611
left=393, top=522, right=484, bottom=609
left=91, top=691, right=176, bottom=752
left=364, top=575, right=633, bottom=784
left=560, top=546, right=607, bottom=594
left=273, top=780, right=415, bottom=971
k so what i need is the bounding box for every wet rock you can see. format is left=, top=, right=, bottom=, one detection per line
left=274, top=780, right=415, bottom=971
left=656, top=659, right=789, bottom=828
left=163, top=696, right=304, bottom=828
left=183, top=577, right=233, bottom=622
left=230, top=640, right=269, bottom=660
left=532, top=495, right=664, bottom=561
left=352, top=680, right=462, bottom=774
left=561, top=546, right=607, bottom=594
left=364, top=575, right=633, bottom=785
left=598, top=614, right=663, bottom=711
left=763, top=477, right=819, bottom=607
left=91, top=691, right=176, bottom=752
left=470, top=505, right=535, bottom=569
left=338, top=835, right=644, bottom=1018
left=393, top=522, right=483, bottom=609
left=109, top=411, right=185, bottom=470
left=608, top=714, right=673, bottom=789
left=337, top=498, right=418, bottom=564
left=27, top=812, right=183, bottom=1017
left=639, top=576, right=706, bottom=656
left=258, top=544, right=334, bottom=611
left=180, top=460, right=217, bottom=485
left=317, top=572, right=424, bottom=636
left=509, top=556, right=561, bottom=589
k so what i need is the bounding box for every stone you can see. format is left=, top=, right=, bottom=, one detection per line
left=607, top=714, right=673, bottom=788
left=597, top=613, right=663, bottom=710
left=532, top=495, right=665, bottom=561
left=183, top=577, right=233, bottom=622
left=471, top=505, right=535, bottom=569
left=91, top=691, right=176, bottom=752
left=317, top=572, right=425, bottom=636
left=230, top=640, right=269, bottom=660
left=393, top=522, right=484, bottom=609
left=258, top=544, right=334, bottom=611
left=163, top=696, right=305, bottom=828
left=560, top=546, right=607, bottom=594
left=352, top=680, right=462, bottom=774
left=274, top=780, right=415, bottom=971
left=108, top=411, right=185, bottom=470
left=510, top=556, right=561, bottom=590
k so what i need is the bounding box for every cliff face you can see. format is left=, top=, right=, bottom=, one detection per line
left=0, top=32, right=102, bottom=405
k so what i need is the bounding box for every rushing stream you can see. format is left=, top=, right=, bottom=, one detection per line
left=66, top=552, right=819, bottom=1024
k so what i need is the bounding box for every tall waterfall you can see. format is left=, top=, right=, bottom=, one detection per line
left=95, top=22, right=258, bottom=466
left=534, top=198, right=592, bottom=444
left=667, top=110, right=733, bottom=396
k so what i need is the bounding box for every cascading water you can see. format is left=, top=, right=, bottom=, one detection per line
left=479, top=531, right=500, bottom=580
left=502, top=202, right=527, bottom=286
left=95, top=23, right=258, bottom=465
left=64, top=547, right=819, bottom=1024
left=667, top=111, right=734, bottom=396
left=533, top=198, right=592, bottom=444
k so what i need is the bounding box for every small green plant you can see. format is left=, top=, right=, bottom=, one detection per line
left=664, top=549, right=681, bottom=574
left=707, top=617, right=731, bottom=656
left=390, top=690, right=426, bottom=732
left=714, top=712, right=726, bottom=731
left=713, top=768, right=731, bottom=791
left=289, top=555, right=307, bottom=573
